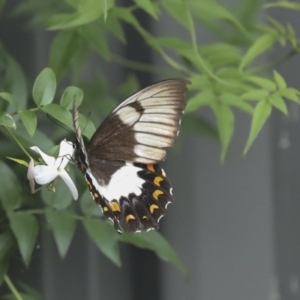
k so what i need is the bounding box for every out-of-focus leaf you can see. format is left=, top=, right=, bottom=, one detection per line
left=119, top=74, right=140, bottom=97
left=6, top=157, right=29, bottom=167
left=49, top=31, right=80, bottom=81
left=83, top=218, right=121, bottom=266
left=220, top=93, right=254, bottom=114
left=273, top=70, right=287, bottom=89
left=32, top=68, right=56, bottom=106
left=185, top=91, right=216, bottom=113
left=41, top=173, right=74, bottom=210
left=269, top=93, right=288, bottom=115
left=265, top=2, right=300, bottom=10
left=105, top=9, right=126, bottom=43
left=80, top=188, right=102, bottom=217
left=17, top=110, right=37, bottom=137
left=212, top=102, right=235, bottom=162
left=0, top=232, right=15, bottom=262
left=239, top=34, right=276, bottom=70
left=60, top=86, right=84, bottom=109
left=0, top=93, right=17, bottom=107
left=244, top=100, right=272, bottom=154
left=241, top=89, right=269, bottom=101
left=46, top=209, right=76, bottom=259
left=246, top=76, right=276, bottom=91
left=279, top=88, right=300, bottom=103
left=120, top=231, right=187, bottom=276
left=134, top=0, right=159, bottom=19
left=0, top=259, right=8, bottom=286
left=0, top=161, right=22, bottom=211
left=8, top=212, right=39, bottom=267
left=0, top=112, right=16, bottom=129
left=78, top=113, right=96, bottom=139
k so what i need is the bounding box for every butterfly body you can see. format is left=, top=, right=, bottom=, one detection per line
left=73, top=79, right=189, bottom=233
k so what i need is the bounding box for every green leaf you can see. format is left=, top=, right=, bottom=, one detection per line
left=273, top=70, right=287, bottom=89
left=0, top=259, right=8, bottom=286
left=41, top=103, right=73, bottom=129
left=212, top=103, right=235, bottom=162
left=17, top=110, right=37, bottom=137
left=80, top=188, right=102, bottom=217
left=60, top=86, right=84, bottom=110
left=220, top=93, right=254, bottom=114
left=32, top=68, right=56, bottom=106
left=279, top=88, right=300, bottom=103
left=105, top=10, right=126, bottom=43
left=269, top=93, right=288, bottom=115
left=6, top=157, right=29, bottom=167
left=0, top=93, right=17, bottom=107
left=17, top=283, right=43, bottom=300
left=241, top=89, right=269, bottom=101
left=244, top=100, right=272, bottom=154
left=8, top=212, right=39, bottom=267
left=102, top=0, right=108, bottom=21
left=246, top=76, right=277, bottom=91
left=46, top=209, right=76, bottom=259
left=77, top=113, right=96, bottom=139
left=162, top=1, right=189, bottom=28
left=79, top=25, right=110, bottom=60
left=119, top=74, right=140, bottom=97
left=239, top=34, right=276, bottom=70
left=41, top=174, right=74, bottom=210
left=185, top=91, right=216, bottom=113
left=120, top=231, right=187, bottom=276
left=49, top=31, right=80, bottom=81
left=265, top=2, right=300, bottom=10
left=134, top=0, right=159, bottom=19
left=83, top=218, right=121, bottom=266
left=0, top=112, right=16, bottom=129
left=0, top=161, right=22, bottom=211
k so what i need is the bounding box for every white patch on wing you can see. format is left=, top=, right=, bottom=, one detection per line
left=134, top=144, right=165, bottom=160
left=133, top=122, right=176, bottom=136
left=139, top=114, right=178, bottom=126
left=116, top=106, right=141, bottom=126
left=87, top=162, right=144, bottom=201
left=135, top=132, right=173, bottom=148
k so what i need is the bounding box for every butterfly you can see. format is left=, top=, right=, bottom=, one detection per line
left=73, top=79, right=190, bottom=233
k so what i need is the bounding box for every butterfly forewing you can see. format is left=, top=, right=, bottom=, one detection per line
left=73, top=79, right=190, bottom=233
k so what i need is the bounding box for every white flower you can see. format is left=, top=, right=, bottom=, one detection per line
left=28, top=139, right=78, bottom=200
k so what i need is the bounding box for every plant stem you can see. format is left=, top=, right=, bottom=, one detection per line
left=4, top=275, right=24, bottom=300
left=6, top=127, right=31, bottom=159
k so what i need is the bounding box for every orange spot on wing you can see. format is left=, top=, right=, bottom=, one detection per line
left=150, top=204, right=159, bottom=214
left=147, top=164, right=155, bottom=172
left=154, top=176, right=163, bottom=186
left=126, top=214, right=136, bottom=222
left=109, top=201, right=121, bottom=212
left=103, top=207, right=109, bottom=212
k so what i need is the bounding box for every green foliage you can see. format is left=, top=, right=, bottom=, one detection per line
left=1, top=0, right=300, bottom=298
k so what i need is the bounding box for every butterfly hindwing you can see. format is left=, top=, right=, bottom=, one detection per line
left=73, top=79, right=189, bottom=233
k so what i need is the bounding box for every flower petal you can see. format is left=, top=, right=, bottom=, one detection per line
left=33, top=165, right=58, bottom=185
left=27, top=158, right=35, bottom=193
left=59, top=169, right=78, bottom=200
left=55, top=140, right=74, bottom=169
left=30, top=146, right=55, bottom=166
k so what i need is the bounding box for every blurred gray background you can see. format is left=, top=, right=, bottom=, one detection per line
left=2, top=0, right=300, bottom=299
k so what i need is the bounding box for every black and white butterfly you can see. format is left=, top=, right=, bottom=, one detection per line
left=73, top=79, right=190, bottom=233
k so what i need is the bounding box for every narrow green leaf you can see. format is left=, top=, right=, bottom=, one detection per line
left=279, top=88, right=300, bottom=103
left=0, top=260, right=8, bottom=286
left=0, top=112, right=16, bottom=129
left=246, top=76, right=277, bottom=91
left=41, top=173, right=74, bottom=210
left=41, top=103, right=73, bottom=129
left=244, top=100, right=272, bottom=154
left=185, top=91, right=216, bottom=113
left=0, top=93, right=17, bottom=107
left=220, top=93, right=254, bottom=114
left=0, top=232, right=15, bottom=261
left=267, top=16, right=285, bottom=34
left=6, top=157, right=29, bottom=167
left=212, top=103, right=235, bottom=162
left=120, top=231, right=187, bottom=276
left=134, top=0, right=159, bottom=19
left=32, top=68, right=56, bottom=106
left=8, top=212, right=39, bottom=267
left=105, top=10, right=126, bottom=43
left=60, top=86, right=84, bottom=110
left=240, top=34, right=276, bottom=70
left=17, top=283, right=43, bottom=300
left=162, top=1, right=189, bottom=28
left=17, top=110, right=37, bottom=137
left=83, top=218, right=121, bottom=266
left=269, top=93, right=288, bottom=115
left=46, top=209, right=76, bottom=259
left=273, top=70, right=287, bottom=89
left=102, top=0, right=108, bottom=21
left=80, top=188, right=102, bottom=217
left=265, top=2, right=300, bottom=10
left=241, top=89, right=269, bottom=101
left=0, top=161, right=22, bottom=211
